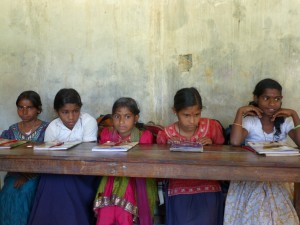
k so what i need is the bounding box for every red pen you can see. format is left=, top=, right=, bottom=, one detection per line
left=0, top=139, right=18, bottom=146
left=49, top=142, right=64, bottom=148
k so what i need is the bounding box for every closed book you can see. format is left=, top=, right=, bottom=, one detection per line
left=92, top=142, right=138, bottom=152
left=170, top=141, right=203, bottom=152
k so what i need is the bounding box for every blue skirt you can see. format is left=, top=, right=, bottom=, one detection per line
left=28, top=174, right=100, bottom=225
left=0, top=174, right=39, bottom=225
left=166, top=192, right=224, bottom=225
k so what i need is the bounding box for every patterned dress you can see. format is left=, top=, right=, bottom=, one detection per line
left=157, top=118, right=225, bottom=225
left=94, top=127, right=157, bottom=225
left=0, top=121, right=49, bottom=225
left=224, top=116, right=299, bottom=225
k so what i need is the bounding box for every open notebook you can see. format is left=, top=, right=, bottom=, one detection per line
left=33, top=141, right=82, bottom=151
left=0, top=139, right=28, bottom=149
left=247, top=141, right=300, bottom=156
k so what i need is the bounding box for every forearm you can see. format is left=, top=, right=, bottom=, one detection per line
left=230, top=109, right=246, bottom=146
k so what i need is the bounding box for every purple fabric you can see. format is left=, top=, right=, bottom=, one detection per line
left=135, top=178, right=152, bottom=225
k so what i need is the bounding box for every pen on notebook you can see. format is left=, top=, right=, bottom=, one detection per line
left=49, top=142, right=64, bottom=148
left=0, top=139, right=18, bottom=146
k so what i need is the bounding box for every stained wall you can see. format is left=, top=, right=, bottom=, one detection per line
left=1, top=0, right=300, bottom=129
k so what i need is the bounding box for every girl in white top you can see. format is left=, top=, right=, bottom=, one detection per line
left=224, top=78, right=300, bottom=225
left=28, top=88, right=100, bottom=225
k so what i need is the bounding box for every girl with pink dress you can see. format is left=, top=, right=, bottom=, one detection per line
left=94, top=97, right=157, bottom=225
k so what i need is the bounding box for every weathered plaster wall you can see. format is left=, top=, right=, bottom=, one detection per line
left=1, top=0, right=300, bottom=130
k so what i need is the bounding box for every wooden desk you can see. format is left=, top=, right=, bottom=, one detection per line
left=1, top=143, right=300, bottom=216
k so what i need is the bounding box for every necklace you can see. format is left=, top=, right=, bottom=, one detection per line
left=21, top=120, right=38, bottom=136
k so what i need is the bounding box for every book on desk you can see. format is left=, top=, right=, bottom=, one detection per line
left=92, top=142, right=138, bottom=152
left=247, top=141, right=300, bottom=156
left=33, top=141, right=82, bottom=151
left=0, top=139, right=28, bottom=149
left=170, top=141, right=203, bottom=152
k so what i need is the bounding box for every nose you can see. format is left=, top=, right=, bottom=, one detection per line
left=22, top=108, right=28, bottom=115
left=119, top=116, right=125, bottom=124
left=269, top=98, right=276, bottom=105
left=68, top=112, right=74, bottom=120
left=190, top=116, right=195, bottom=124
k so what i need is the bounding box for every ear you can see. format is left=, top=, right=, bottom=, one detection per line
left=253, top=95, right=258, bottom=103
left=134, top=115, right=139, bottom=123
left=172, top=107, right=177, bottom=115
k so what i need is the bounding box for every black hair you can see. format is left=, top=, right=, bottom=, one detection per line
left=112, top=97, right=144, bottom=129
left=16, top=90, right=42, bottom=113
left=54, top=88, right=82, bottom=111
left=112, top=97, right=140, bottom=115
left=250, top=78, right=283, bottom=140
left=173, top=87, right=202, bottom=112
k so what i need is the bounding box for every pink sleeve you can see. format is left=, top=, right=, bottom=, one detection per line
left=210, top=120, right=225, bottom=145
left=156, top=130, right=168, bottom=144
left=139, top=130, right=153, bottom=144
left=99, top=127, right=111, bottom=144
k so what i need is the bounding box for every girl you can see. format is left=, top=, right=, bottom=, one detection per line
left=0, top=90, right=48, bottom=225
left=94, top=97, right=157, bottom=225
left=224, top=78, right=300, bottom=225
left=28, top=88, right=100, bottom=225
left=156, top=87, right=225, bottom=225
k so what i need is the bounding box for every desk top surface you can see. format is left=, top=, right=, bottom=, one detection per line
left=0, top=143, right=300, bottom=181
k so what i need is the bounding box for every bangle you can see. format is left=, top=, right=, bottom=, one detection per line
left=233, top=123, right=243, bottom=127
left=294, top=124, right=300, bottom=130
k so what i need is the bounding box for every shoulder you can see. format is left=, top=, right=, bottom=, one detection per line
left=0, top=123, right=18, bottom=139
left=157, top=123, right=176, bottom=144
left=139, top=130, right=153, bottom=144
left=39, top=121, right=49, bottom=129
left=46, top=118, right=62, bottom=130
left=282, top=117, right=294, bottom=133
left=80, top=113, right=97, bottom=126
left=242, top=116, right=260, bottom=130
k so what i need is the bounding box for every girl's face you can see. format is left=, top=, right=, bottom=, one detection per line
left=57, top=103, right=81, bottom=130
left=17, top=99, right=40, bottom=122
left=112, top=107, right=139, bottom=138
left=255, top=88, right=282, bottom=117
left=174, top=105, right=201, bottom=133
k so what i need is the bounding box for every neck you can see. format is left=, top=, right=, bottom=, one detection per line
left=177, top=123, right=197, bottom=139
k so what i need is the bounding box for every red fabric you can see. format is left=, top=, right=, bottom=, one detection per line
left=99, top=127, right=153, bottom=144
left=157, top=118, right=224, bottom=196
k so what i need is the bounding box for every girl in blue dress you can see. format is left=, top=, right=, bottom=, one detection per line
left=0, top=90, right=48, bottom=225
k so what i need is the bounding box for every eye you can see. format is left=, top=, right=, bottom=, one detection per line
left=113, top=114, right=120, bottom=119
left=125, top=115, right=132, bottom=119
left=262, top=96, right=269, bottom=101
left=274, top=97, right=282, bottom=101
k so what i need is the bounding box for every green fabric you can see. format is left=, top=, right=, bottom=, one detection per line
left=130, top=127, right=140, bottom=142
left=146, top=178, right=158, bottom=215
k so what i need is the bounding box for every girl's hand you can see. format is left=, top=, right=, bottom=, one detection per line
left=199, top=137, right=212, bottom=145
left=14, top=176, right=28, bottom=189
left=271, top=108, right=295, bottom=121
left=238, top=105, right=263, bottom=118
